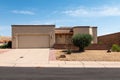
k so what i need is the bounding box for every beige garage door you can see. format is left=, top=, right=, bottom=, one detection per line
left=18, top=35, right=49, bottom=48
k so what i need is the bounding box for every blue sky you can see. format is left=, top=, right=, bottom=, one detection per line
left=0, top=0, right=120, bottom=36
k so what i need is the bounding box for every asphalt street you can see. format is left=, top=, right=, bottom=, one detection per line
left=0, top=67, right=120, bottom=80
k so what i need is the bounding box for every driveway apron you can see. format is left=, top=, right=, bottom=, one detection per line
left=0, top=49, right=49, bottom=67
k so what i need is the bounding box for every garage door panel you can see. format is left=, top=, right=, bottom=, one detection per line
left=18, top=35, right=49, bottom=48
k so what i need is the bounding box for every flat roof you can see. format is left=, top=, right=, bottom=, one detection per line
left=73, top=26, right=97, bottom=28
left=12, top=25, right=55, bottom=27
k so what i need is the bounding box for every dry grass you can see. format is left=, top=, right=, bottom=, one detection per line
left=55, top=49, right=120, bottom=61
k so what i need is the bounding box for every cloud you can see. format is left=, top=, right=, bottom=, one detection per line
left=12, top=10, right=35, bottom=15
left=30, top=20, right=55, bottom=25
left=63, top=6, right=120, bottom=17
left=99, top=7, right=120, bottom=16
left=31, top=19, right=73, bottom=25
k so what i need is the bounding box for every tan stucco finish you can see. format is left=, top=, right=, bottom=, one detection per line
left=12, top=25, right=55, bottom=48
left=73, top=26, right=97, bottom=44
left=92, top=27, right=97, bottom=43
left=73, top=27, right=90, bottom=35
left=55, top=34, right=72, bottom=44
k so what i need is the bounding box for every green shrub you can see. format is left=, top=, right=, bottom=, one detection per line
left=111, top=44, right=120, bottom=52
left=72, top=34, right=93, bottom=52
left=0, top=41, right=12, bottom=49
left=0, top=44, right=8, bottom=48
left=66, top=49, right=71, bottom=54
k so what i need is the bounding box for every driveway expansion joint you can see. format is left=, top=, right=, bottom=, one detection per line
left=81, top=61, right=85, bottom=67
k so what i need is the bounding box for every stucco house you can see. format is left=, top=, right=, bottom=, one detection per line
left=12, top=25, right=97, bottom=49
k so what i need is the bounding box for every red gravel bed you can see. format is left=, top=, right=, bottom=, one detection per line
left=49, top=50, right=56, bottom=61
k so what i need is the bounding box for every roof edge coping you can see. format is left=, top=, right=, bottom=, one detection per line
left=12, top=25, right=55, bottom=27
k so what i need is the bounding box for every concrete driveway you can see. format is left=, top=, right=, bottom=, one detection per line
left=0, top=49, right=49, bottom=67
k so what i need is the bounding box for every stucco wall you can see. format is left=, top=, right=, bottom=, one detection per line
left=92, top=27, right=97, bottom=43
left=12, top=25, right=55, bottom=48
left=73, top=27, right=89, bottom=35
left=55, top=34, right=72, bottom=44
left=73, top=26, right=97, bottom=44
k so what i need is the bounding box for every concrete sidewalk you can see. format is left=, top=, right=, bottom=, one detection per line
left=1, top=60, right=120, bottom=68
left=47, top=61, right=120, bottom=68
left=14, top=61, right=119, bottom=68
left=0, top=61, right=120, bottom=68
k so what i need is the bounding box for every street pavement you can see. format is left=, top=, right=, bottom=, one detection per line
left=0, top=67, right=120, bottom=80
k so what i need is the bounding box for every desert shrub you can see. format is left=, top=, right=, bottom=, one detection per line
left=0, top=41, right=12, bottom=49
left=111, top=44, right=120, bottom=52
left=72, top=34, right=93, bottom=52
left=66, top=49, right=71, bottom=54
left=0, top=44, right=8, bottom=48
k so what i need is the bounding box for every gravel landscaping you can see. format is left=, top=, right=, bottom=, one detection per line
left=55, top=50, right=120, bottom=61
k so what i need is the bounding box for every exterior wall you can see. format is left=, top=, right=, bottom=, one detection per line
left=54, top=44, right=77, bottom=49
left=12, top=25, right=55, bottom=48
left=55, top=34, right=72, bottom=44
left=73, top=27, right=89, bottom=35
left=73, top=26, right=97, bottom=44
left=98, top=32, right=120, bottom=48
left=92, top=27, right=97, bottom=43
left=54, top=44, right=109, bottom=50
left=55, top=35, right=66, bottom=44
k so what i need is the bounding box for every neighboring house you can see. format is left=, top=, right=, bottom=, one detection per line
left=12, top=25, right=97, bottom=49
left=98, top=32, right=120, bottom=48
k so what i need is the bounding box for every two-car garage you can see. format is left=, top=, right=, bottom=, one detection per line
left=12, top=25, right=55, bottom=49
left=18, top=35, right=50, bottom=48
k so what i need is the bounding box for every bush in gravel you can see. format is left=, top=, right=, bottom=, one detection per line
left=0, top=41, right=12, bottom=49
left=0, top=44, right=8, bottom=48
left=72, top=34, right=93, bottom=52
left=111, top=44, right=120, bottom=52
left=66, top=49, right=71, bottom=54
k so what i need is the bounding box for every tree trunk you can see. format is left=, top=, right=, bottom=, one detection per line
left=79, top=47, right=85, bottom=52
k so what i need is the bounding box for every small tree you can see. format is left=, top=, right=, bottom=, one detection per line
left=72, top=34, right=93, bottom=52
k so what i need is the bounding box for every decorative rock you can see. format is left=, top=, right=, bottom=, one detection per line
left=107, top=49, right=111, bottom=53
left=59, top=55, right=66, bottom=58
left=20, top=56, right=24, bottom=58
